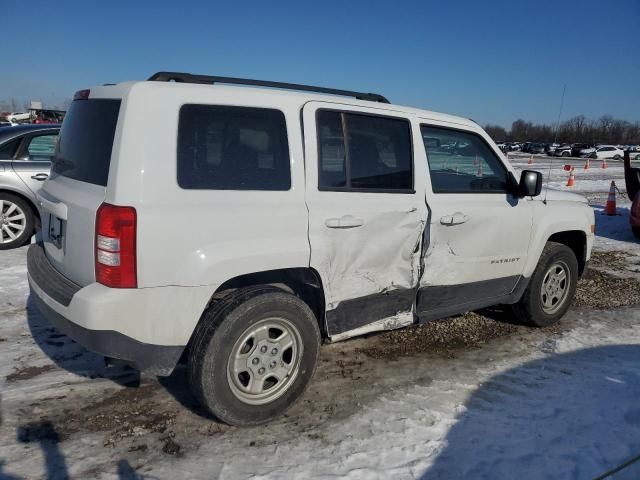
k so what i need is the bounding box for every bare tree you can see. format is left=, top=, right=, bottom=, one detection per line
left=484, top=115, right=640, bottom=145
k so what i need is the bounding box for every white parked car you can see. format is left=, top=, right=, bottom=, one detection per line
left=578, top=146, right=596, bottom=157
left=27, top=72, right=595, bottom=426
left=6, top=112, right=31, bottom=124
left=590, top=145, right=624, bottom=160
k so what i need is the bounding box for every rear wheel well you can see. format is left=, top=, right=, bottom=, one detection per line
left=547, top=231, right=587, bottom=276
left=0, top=189, right=40, bottom=226
left=199, top=268, right=327, bottom=340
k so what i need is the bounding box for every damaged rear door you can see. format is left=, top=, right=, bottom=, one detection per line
left=302, top=102, right=428, bottom=338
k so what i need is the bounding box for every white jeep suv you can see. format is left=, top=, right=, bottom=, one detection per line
left=28, top=72, right=595, bottom=426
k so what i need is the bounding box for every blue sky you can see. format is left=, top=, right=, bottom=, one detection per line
left=3, top=0, right=639, bottom=128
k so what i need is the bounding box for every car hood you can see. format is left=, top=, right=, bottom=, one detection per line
left=536, top=188, right=589, bottom=203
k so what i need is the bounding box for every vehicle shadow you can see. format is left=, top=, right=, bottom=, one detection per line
left=0, top=420, right=159, bottom=479
left=591, top=204, right=637, bottom=245
left=422, top=344, right=640, bottom=479
left=157, top=365, right=215, bottom=421
left=25, top=292, right=139, bottom=387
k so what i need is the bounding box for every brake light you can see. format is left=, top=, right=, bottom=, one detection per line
left=95, top=203, right=137, bottom=288
left=73, top=89, right=90, bottom=100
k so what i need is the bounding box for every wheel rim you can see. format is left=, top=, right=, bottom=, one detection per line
left=227, top=317, right=302, bottom=405
left=0, top=199, right=27, bottom=244
left=540, top=261, right=571, bottom=315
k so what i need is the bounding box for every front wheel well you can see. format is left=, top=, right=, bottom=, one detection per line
left=547, top=231, right=587, bottom=276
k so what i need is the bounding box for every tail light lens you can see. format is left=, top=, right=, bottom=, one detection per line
left=95, top=203, right=137, bottom=288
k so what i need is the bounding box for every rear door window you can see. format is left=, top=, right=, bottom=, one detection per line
left=52, top=99, right=121, bottom=186
left=25, top=134, right=58, bottom=161
left=317, top=110, right=413, bottom=192
left=177, top=105, right=291, bottom=190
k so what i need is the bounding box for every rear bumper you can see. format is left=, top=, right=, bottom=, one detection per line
left=27, top=244, right=212, bottom=375
left=30, top=291, right=183, bottom=375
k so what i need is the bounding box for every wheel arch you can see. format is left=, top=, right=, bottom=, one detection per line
left=547, top=230, right=587, bottom=276
left=182, top=267, right=328, bottom=362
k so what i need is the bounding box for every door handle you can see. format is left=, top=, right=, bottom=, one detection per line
left=31, top=173, right=49, bottom=181
left=325, top=215, right=364, bottom=229
left=440, top=212, right=469, bottom=226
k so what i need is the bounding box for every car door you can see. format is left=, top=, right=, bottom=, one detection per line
left=303, top=102, right=429, bottom=338
left=12, top=131, right=57, bottom=194
left=417, top=122, right=533, bottom=319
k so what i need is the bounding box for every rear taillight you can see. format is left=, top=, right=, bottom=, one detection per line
left=95, top=203, right=137, bottom=288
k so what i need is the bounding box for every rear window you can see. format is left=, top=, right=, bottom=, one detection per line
left=177, top=104, right=291, bottom=190
left=52, top=99, right=121, bottom=186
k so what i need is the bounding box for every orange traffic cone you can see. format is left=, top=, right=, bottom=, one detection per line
left=477, top=163, right=483, bottom=177
left=601, top=158, right=608, bottom=169
left=584, top=158, right=590, bottom=170
left=566, top=168, right=575, bottom=187
left=528, top=155, right=534, bottom=165
left=605, top=181, right=616, bottom=216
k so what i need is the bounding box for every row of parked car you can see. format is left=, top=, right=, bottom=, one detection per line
left=0, top=109, right=66, bottom=127
left=496, top=141, right=640, bottom=159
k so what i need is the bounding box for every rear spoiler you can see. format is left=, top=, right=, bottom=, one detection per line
left=624, top=150, right=640, bottom=201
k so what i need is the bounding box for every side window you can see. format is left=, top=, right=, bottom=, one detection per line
left=317, top=110, right=413, bottom=191
left=178, top=105, right=291, bottom=190
left=26, top=134, right=58, bottom=161
left=421, top=125, right=509, bottom=193
left=0, top=137, right=22, bottom=160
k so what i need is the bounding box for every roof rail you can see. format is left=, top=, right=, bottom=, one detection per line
left=148, top=71, right=390, bottom=104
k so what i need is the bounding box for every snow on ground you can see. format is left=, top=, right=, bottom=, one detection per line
left=510, top=155, right=640, bottom=255
left=2, top=155, right=640, bottom=479
left=2, top=250, right=640, bottom=479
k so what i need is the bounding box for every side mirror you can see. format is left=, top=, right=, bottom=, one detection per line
left=519, top=170, right=542, bottom=197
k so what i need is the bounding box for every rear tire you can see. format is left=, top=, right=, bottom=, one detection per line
left=511, top=242, right=578, bottom=327
left=632, top=226, right=640, bottom=240
left=0, top=193, right=34, bottom=250
left=188, top=285, right=321, bottom=426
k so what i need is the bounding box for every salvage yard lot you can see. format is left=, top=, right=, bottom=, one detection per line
left=2, top=156, right=640, bottom=479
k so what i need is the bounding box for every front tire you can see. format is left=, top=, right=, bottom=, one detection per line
left=613, top=154, right=622, bottom=160
left=188, top=285, right=321, bottom=426
left=0, top=193, right=34, bottom=250
left=511, top=242, right=578, bottom=327
left=632, top=226, right=640, bottom=240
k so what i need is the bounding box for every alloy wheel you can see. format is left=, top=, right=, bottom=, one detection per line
left=0, top=199, right=27, bottom=245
